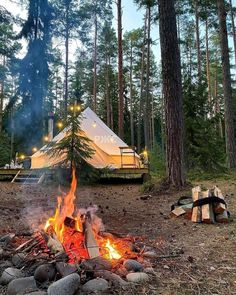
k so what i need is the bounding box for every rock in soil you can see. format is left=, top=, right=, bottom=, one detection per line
left=0, top=261, right=13, bottom=270
left=34, top=264, right=56, bottom=283
left=47, top=273, right=80, bottom=295
left=81, top=257, right=112, bottom=271
left=126, top=272, right=149, bottom=283
left=12, top=253, right=26, bottom=268
left=81, top=278, right=109, bottom=293
left=7, top=276, right=38, bottom=295
left=94, top=270, right=128, bottom=287
left=0, top=267, right=24, bottom=285
left=123, top=259, right=144, bottom=272
left=56, top=262, right=77, bottom=277
left=25, top=292, right=47, bottom=295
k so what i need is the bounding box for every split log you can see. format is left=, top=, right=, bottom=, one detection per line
left=213, top=186, right=226, bottom=214
left=170, top=207, right=186, bottom=218
left=191, top=186, right=202, bottom=223
left=201, top=190, right=215, bottom=224
left=215, top=210, right=229, bottom=223
left=84, top=218, right=100, bottom=259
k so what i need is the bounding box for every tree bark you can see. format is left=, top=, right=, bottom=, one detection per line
left=64, top=2, right=70, bottom=118
left=105, top=54, right=111, bottom=127
left=93, top=4, right=98, bottom=113
left=0, top=55, right=6, bottom=133
left=137, top=9, right=148, bottom=153
left=205, top=16, right=212, bottom=105
left=117, top=0, right=124, bottom=139
left=194, top=0, right=202, bottom=80
left=129, top=40, right=134, bottom=147
left=144, top=5, right=151, bottom=150
left=229, top=0, right=236, bottom=65
left=217, top=0, right=236, bottom=168
left=158, top=0, right=185, bottom=187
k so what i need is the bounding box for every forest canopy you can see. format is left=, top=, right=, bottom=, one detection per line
left=1, top=0, right=236, bottom=185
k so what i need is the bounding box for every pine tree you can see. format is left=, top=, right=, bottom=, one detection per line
left=47, top=104, right=94, bottom=171
left=158, top=0, right=185, bottom=187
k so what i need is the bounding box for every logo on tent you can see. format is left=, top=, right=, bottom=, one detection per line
left=94, top=135, right=116, bottom=144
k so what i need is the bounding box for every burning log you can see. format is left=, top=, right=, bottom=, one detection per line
left=84, top=213, right=100, bottom=259
left=47, top=236, right=64, bottom=254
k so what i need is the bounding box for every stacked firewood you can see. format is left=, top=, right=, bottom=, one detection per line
left=191, top=186, right=229, bottom=223
left=170, top=186, right=229, bottom=223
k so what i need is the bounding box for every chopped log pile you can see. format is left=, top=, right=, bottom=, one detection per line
left=171, top=186, right=230, bottom=224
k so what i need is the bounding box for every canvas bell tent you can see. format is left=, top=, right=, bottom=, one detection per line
left=31, top=107, right=140, bottom=170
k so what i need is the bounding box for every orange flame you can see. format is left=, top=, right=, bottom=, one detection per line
left=44, top=168, right=82, bottom=242
left=105, top=239, right=121, bottom=260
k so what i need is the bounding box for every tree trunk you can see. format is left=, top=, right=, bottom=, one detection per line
left=0, top=55, right=6, bottom=133
left=195, top=0, right=202, bottom=80
left=158, top=0, right=185, bottom=187
left=144, top=5, right=151, bottom=150
left=93, top=6, right=98, bottom=113
left=105, top=54, right=111, bottom=127
left=229, top=0, right=236, bottom=65
left=217, top=0, right=236, bottom=168
left=205, top=16, right=212, bottom=105
left=129, top=40, right=134, bottom=147
left=117, top=0, right=124, bottom=139
left=137, top=9, right=148, bottom=153
left=64, top=2, right=69, bottom=118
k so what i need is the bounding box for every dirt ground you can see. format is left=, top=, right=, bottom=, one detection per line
left=0, top=178, right=236, bottom=294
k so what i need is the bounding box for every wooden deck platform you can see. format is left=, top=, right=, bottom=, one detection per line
left=0, top=167, right=150, bottom=183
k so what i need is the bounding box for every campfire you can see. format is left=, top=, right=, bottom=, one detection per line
left=0, top=169, right=168, bottom=294
left=43, top=168, right=127, bottom=264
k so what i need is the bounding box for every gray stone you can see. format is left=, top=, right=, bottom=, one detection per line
left=94, top=270, right=128, bottom=287
left=81, top=257, right=112, bottom=271
left=47, top=273, right=80, bottom=295
left=144, top=267, right=155, bottom=274
left=12, top=253, right=26, bottom=268
left=123, top=259, right=143, bottom=272
left=82, top=278, right=109, bottom=293
left=126, top=272, right=149, bottom=283
left=0, top=261, right=12, bottom=269
left=7, top=276, right=38, bottom=295
left=25, top=292, right=47, bottom=295
left=34, top=264, right=56, bottom=283
left=56, top=262, right=77, bottom=277
left=0, top=267, right=24, bottom=285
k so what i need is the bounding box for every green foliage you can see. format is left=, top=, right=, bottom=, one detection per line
left=149, top=144, right=165, bottom=177
left=47, top=106, right=94, bottom=171
left=183, top=77, right=226, bottom=172
left=0, top=132, right=10, bottom=167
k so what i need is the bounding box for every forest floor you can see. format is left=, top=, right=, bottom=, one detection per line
left=0, top=177, right=236, bottom=295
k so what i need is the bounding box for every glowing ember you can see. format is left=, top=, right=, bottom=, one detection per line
left=105, top=239, right=121, bottom=260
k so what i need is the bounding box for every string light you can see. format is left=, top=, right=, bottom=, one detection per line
left=32, top=147, right=38, bottom=153
left=20, top=154, right=25, bottom=160
left=44, top=136, right=49, bottom=142
left=92, top=121, right=97, bottom=128
left=57, top=122, right=63, bottom=129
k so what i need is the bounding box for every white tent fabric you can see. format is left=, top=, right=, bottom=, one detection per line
left=31, top=107, right=140, bottom=169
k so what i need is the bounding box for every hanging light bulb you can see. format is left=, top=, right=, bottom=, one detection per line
left=32, top=147, right=38, bottom=153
